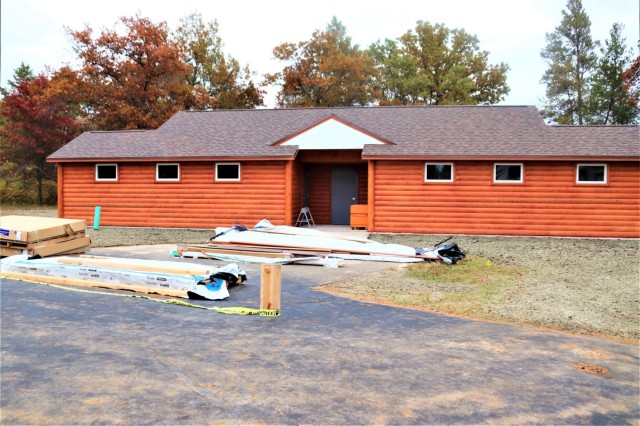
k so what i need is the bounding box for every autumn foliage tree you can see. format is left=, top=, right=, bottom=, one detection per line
left=369, top=21, right=510, bottom=105
left=68, top=15, right=210, bottom=130
left=0, top=72, right=81, bottom=204
left=266, top=17, right=378, bottom=107
left=175, top=12, right=263, bottom=109
left=622, top=52, right=640, bottom=108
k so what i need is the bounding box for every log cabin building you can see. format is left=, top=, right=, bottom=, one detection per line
left=48, top=106, right=640, bottom=238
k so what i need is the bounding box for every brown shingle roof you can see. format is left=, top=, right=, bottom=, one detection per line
left=48, top=106, right=639, bottom=161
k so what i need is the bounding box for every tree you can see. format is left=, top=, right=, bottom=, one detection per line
left=368, top=38, right=419, bottom=105
left=540, top=0, right=598, bottom=124
left=174, top=12, right=263, bottom=109
left=622, top=52, right=640, bottom=107
left=370, top=21, right=509, bottom=105
left=623, top=53, right=640, bottom=87
left=68, top=15, right=209, bottom=130
left=0, top=73, right=80, bottom=205
left=589, top=24, right=639, bottom=124
left=1, top=62, right=35, bottom=96
left=621, top=44, right=640, bottom=124
left=266, top=17, right=378, bottom=107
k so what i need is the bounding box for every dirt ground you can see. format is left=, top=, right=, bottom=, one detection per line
left=2, top=206, right=639, bottom=341
left=356, top=234, right=640, bottom=342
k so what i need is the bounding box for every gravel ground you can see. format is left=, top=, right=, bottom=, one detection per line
left=3, top=207, right=639, bottom=341
left=363, top=234, right=640, bottom=342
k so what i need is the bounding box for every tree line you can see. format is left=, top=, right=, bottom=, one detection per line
left=1, top=0, right=638, bottom=205
left=540, top=0, right=639, bottom=125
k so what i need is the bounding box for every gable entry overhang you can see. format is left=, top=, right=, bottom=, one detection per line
left=274, top=114, right=394, bottom=150
left=273, top=115, right=391, bottom=227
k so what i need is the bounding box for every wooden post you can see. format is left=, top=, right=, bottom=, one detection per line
left=260, top=264, right=281, bottom=313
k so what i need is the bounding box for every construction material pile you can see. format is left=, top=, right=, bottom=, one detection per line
left=0, top=216, right=91, bottom=258
left=176, top=219, right=465, bottom=265
left=0, top=255, right=246, bottom=300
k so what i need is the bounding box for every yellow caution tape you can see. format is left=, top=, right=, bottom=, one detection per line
left=3, top=275, right=280, bottom=317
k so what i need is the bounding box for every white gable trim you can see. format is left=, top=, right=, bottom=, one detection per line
left=279, top=117, right=386, bottom=150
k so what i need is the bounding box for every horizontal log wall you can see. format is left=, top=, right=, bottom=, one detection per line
left=60, top=162, right=287, bottom=228
left=305, top=164, right=332, bottom=224
left=372, top=160, right=640, bottom=238
left=357, top=165, right=368, bottom=205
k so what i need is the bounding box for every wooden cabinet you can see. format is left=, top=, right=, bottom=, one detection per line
left=350, top=204, right=368, bottom=229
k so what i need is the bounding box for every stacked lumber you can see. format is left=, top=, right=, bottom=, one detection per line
left=176, top=220, right=426, bottom=264
left=0, top=254, right=246, bottom=300
left=175, top=220, right=466, bottom=265
left=0, top=216, right=90, bottom=258
left=174, top=243, right=342, bottom=266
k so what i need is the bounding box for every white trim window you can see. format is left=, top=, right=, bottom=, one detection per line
left=494, top=163, right=523, bottom=183
left=215, top=163, right=241, bottom=182
left=156, top=163, right=180, bottom=181
left=425, top=163, right=454, bottom=182
left=95, top=164, right=118, bottom=181
left=577, top=164, right=607, bottom=184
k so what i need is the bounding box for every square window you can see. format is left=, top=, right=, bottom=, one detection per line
left=216, top=163, right=240, bottom=181
left=425, top=163, right=453, bottom=182
left=156, top=163, right=180, bottom=181
left=577, top=164, right=607, bottom=184
left=494, top=163, right=523, bottom=183
left=96, top=164, right=118, bottom=181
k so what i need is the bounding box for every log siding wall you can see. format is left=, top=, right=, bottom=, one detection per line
left=372, top=160, right=640, bottom=238
left=357, top=164, right=368, bottom=205
left=60, top=161, right=287, bottom=228
left=303, top=163, right=369, bottom=224
left=305, top=164, right=332, bottom=224
left=58, top=159, right=639, bottom=237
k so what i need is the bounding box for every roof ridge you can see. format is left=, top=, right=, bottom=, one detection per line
left=90, top=129, right=147, bottom=133
left=180, top=105, right=537, bottom=113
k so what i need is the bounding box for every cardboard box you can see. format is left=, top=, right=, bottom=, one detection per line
left=0, top=246, right=23, bottom=257
left=0, top=232, right=87, bottom=249
left=30, top=236, right=91, bottom=257
left=0, top=216, right=86, bottom=243
left=0, top=236, right=91, bottom=257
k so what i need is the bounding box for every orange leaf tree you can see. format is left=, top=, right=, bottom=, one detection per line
left=68, top=15, right=211, bottom=130
left=0, top=72, right=81, bottom=204
left=266, top=17, right=378, bottom=107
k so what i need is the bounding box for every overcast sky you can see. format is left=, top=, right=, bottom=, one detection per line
left=1, top=0, right=638, bottom=108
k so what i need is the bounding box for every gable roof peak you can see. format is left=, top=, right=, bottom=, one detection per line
left=275, top=113, right=393, bottom=149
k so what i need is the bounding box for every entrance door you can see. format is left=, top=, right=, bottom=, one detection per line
left=331, top=168, right=358, bottom=225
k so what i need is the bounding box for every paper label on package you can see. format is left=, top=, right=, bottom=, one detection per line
left=15, top=231, right=22, bottom=240
left=0, top=228, right=9, bottom=237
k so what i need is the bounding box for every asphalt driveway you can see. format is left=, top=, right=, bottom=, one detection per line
left=1, top=245, right=638, bottom=424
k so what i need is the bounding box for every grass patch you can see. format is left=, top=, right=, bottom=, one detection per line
left=403, top=255, right=524, bottom=316
left=325, top=255, right=524, bottom=320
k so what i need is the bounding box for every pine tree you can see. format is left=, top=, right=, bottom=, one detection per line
left=540, top=0, right=597, bottom=124
left=0, top=63, right=34, bottom=96
left=589, top=23, right=639, bottom=124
